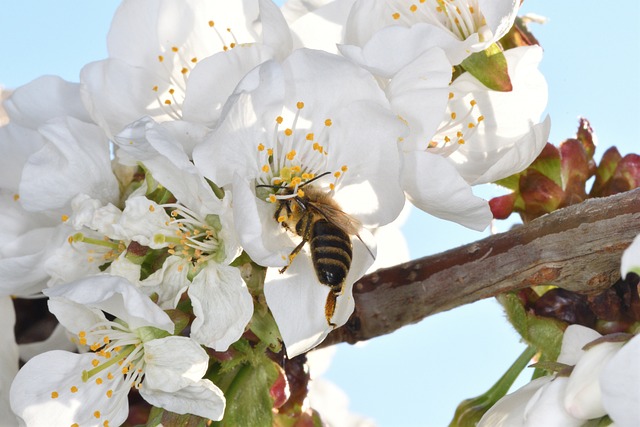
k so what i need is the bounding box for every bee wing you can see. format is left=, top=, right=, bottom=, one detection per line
left=308, top=201, right=362, bottom=235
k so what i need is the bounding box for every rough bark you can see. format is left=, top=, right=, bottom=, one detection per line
left=324, top=188, right=640, bottom=346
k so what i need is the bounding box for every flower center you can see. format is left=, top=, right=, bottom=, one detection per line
left=253, top=101, right=349, bottom=201
left=154, top=204, right=226, bottom=266
left=427, top=91, right=484, bottom=156
left=49, top=320, right=147, bottom=427
left=390, top=0, right=485, bottom=41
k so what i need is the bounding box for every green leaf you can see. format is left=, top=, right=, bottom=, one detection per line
left=460, top=43, right=512, bottom=92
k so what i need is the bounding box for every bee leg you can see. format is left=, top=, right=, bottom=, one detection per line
left=278, top=240, right=306, bottom=274
left=325, top=290, right=338, bottom=328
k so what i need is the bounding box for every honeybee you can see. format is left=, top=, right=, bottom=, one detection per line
left=257, top=172, right=373, bottom=327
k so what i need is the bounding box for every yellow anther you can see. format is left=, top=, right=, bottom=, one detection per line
left=169, top=88, right=175, bottom=95
left=341, top=165, right=348, bottom=172
left=324, top=119, right=332, bottom=126
left=392, top=12, right=401, bottom=19
left=230, top=43, right=236, bottom=48
left=12, top=194, right=19, bottom=201
left=470, top=99, right=477, bottom=107
left=428, top=141, right=438, bottom=148
left=301, top=173, right=312, bottom=180
left=79, top=337, right=87, bottom=346
left=436, top=6, right=443, bottom=12
left=297, top=101, right=304, bottom=109
left=478, top=115, right=485, bottom=122
left=286, top=150, right=296, bottom=160
left=70, top=386, right=78, bottom=393
left=284, top=128, right=293, bottom=136
left=181, top=67, right=189, bottom=74
left=92, top=359, right=100, bottom=367
left=72, top=424, right=79, bottom=427
left=51, top=391, right=59, bottom=399
left=158, top=55, right=164, bottom=62
left=104, top=421, right=110, bottom=427
left=262, top=164, right=270, bottom=173
left=410, top=4, right=417, bottom=12
left=152, top=85, right=158, bottom=92
left=458, top=138, right=465, bottom=145
left=164, top=100, right=172, bottom=105
left=468, top=123, right=475, bottom=128
left=329, top=183, right=336, bottom=191
left=209, top=20, right=214, bottom=27
left=450, top=112, right=457, bottom=120
left=107, top=389, right=113, bottom=398
left=448, top=92, right=454, bottom=99
left=257, top=143, right=265, bottom=151
left=96, top=378, right=103, bottom=385
left=444, top=136, right=451, bottom=143
left=277, top=215, right=286, bottom=223
left=334, top=171, right=341, bottom=178
left=107, top=372, right=114, bottom=380
left=94, top=411, right=101, bottom=419
left=148, top=205, right=155, bottom=212
left=276, top=116, right=284, bottom=124
left=267, top=148, right=273, bottom=156
left=306, top=133, right=314, bottom=141
left=269, top=194, right=277, bottom=203
left=79, top=331, right=86, bottom=337
left=171, top=46, right=179, bottom=52
left=297, top=189, right=305, bottom=197
left=291, top=165, right=301, bottom=172
left=469, top=6, right=475, bottom=13
left=191, top=57, right=198, bottom=63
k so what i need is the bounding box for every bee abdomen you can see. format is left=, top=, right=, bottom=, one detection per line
left=310, top=220, right=352, bottom=288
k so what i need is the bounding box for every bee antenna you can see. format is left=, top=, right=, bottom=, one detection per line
left=256, top=183, right=287, bottom=189
left=299, top=171, right=331, bottom=188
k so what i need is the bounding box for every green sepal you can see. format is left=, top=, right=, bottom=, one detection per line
left=144, top=406, right=209, bottom=427
left=212, top=359, right=280, bottom=427
left=250, top=305, right=283, bottom=353
left=498, top=292, right=565, bottom=361
left=460, top=43, right=513, bottom=92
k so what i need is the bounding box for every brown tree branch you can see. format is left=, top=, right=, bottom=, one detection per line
left=324, top=188, right=640, bottom=346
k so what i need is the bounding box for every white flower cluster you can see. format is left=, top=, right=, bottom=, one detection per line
left=1, top=0, right=549, bottom=425
left=480, top=235, right=640, bottom=427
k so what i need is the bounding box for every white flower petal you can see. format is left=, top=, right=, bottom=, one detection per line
left=478, top=376, right=552, bottom=427
left=265, top=236, right=374, bottom=357
left=564, top=341, right=624, bottom=420
left=3, top=76, right=90, bottom=128
left=401, top=150, right=492, bottom=230
left=140, top=378, right=225, bottom=422
left=10, top=351, right=129, bottom=427
left=143, top=336, right=209, bottom=392
left=600, top=334, right=640, bottom=427
left=557, top=325, right=602, bottom=366
left=523, top=377, right=583, bottom=427
left=621, top=234, right=640, bottom=278
left=19, top=117, right=118, bottom=212
left=45, top=275, right=174, bottom=334
left=0, top=297, right=19, bottom=427
left=188, top=264, right=254, bottom=351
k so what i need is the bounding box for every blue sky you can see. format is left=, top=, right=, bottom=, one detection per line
left=1, top=1, right=639, bottom=426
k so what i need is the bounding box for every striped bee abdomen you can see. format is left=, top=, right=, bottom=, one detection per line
left=310, top=219, right=353, bottom=289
